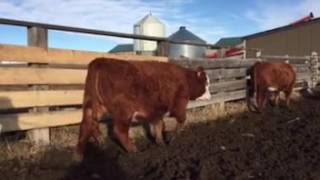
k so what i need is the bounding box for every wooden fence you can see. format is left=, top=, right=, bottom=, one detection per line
left=0, top=44, right=167, bottom=133
left=0, top=43, right=315, bottom=135
left=0, top=18, right=318, bottom=145
left=173, top=55, right=314, bottom=109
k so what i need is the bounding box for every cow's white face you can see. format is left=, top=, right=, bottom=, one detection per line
left=197, top=74, right=211, bottom=100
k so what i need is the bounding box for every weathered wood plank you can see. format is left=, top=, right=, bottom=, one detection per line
left=210, top=79, right=246, bottom=93
left=206, top=68, right=248, bottom=80
left=0, top=44, right=168, bottom=65
left=1, top=90, right=247, bottom=132
left=208, top=73, right=308, bottom=93
left=0, top=83, right=309, bottom=133
left=260, top=55, right=309, bottom=61
left=297, top=73, right=311, bottom=81
left=0, top=90, right=83, bottom=110
left=172, top=59, right=258, bottom=69
left=187, top=90, right=246, bottom=109
left=206, top=67, right=309, bottom=82
left=266, top=58, right=309, bottom=64
left=173, top=58, right=309, bottom=72
left=0, top=71, right=308, bottom=110
left=0, top=110, right=82, bottom=133
left=294, top=64, right=310, bottom=73
left=0, top=109, right=192, bottom=138
left=0, top=67, right=86, bottom=85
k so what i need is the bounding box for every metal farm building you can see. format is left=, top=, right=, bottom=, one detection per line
left=244, top=15, right=320, bottom=58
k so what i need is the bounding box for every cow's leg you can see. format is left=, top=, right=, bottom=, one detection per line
left=257, top=88, right=267, bottom=111
left=248, top=89, right=259, bottom=113
left=77, top=106, right=93, bottom=155
left=256, top=86, right=262, bottom=111
left=91, top=105, right=106, bottom=145
left=247, top=92, right=258, bottom=112
left=274, top=91, right=280, bottom=107
left=261, top=90, right=268, bottom=109
left=269, top=91, right=280, bottom=107
left=172, top=98, right=188, bottom=133
left=150, top=118, right=165, bottom=145
left=284, top=88, right=293, bottom=107
left=113, top=121, right=137, bottom=153
left=109, top=96, right=138, bottom=153
left=92, top=120, right=103, bottom=145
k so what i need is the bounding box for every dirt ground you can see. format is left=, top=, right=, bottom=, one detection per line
left=1, top=95, right=320, bottom=180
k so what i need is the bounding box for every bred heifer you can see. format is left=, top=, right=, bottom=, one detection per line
left=247, top=62, right=296, bottom=112
left=77, top=58, right=211, bottom=155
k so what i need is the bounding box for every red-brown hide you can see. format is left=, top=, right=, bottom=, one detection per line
left=247, top=62, right=296, bottom=112
left=77, top=58, right=210, bottom=154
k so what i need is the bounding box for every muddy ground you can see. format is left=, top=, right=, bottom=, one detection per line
left=1, top=96, right=320, bottom=180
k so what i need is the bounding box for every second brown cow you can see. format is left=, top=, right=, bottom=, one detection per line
left=77, top=58, right=211, bottom=155
left=247, top=61, right=296, bottom=112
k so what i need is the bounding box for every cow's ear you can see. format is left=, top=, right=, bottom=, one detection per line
left=196, top=66, right=205, bottom=77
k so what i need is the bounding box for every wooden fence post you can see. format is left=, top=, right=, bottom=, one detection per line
left=157, top=41, right=170, bottom=57
left=27, top=26, right=50, bottom=145
left=284, top=54, right=290, bottom=64
left=217, top=101, right=225, bottom=117
left=309, top=51, right=319, bottom=89
left=256, top=50, right=262, bottom=61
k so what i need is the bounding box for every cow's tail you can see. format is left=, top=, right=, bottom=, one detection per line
left=77, top=60, right=106, bottom=155
left=246, top=65, right=259, bottom=112
left=82, top=61, right=97, bottom=110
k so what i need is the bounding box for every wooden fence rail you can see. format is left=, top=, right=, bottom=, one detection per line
left=0, top=44, right=168, bottom=65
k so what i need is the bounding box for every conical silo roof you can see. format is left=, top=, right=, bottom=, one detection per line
left=169, top=26, right=206, bottom=44
left=134, top=13, right=163, bottom=26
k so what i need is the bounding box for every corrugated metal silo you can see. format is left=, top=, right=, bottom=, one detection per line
left=133, top=13, right=165, bottom=52
left=169, top=26, right=207, bottom=59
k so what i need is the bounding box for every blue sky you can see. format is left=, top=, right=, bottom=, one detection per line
left=0, top=0, right=319, bottom=52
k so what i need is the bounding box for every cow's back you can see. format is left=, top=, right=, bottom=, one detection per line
left=84, top=58, right=142, bottom=102
left=254, top=62, right=296, bottom=90
left=85, top=58, right=189, bottom=114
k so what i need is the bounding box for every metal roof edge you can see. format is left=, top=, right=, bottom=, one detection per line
left=243, top=17, right=320, bottom=40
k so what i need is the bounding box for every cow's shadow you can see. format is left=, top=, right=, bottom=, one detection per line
left=62, top=141, right=126, bottom=180
left=0, top=97, right=25, bottom=142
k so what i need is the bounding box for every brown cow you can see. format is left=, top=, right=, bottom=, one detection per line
left=76, top=58, right=211, bottom=155
left=247, top=61, right=296, bottom=112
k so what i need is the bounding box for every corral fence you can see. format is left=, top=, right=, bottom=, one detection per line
left=256, top=51, right=319, bottom=89
left=172, top=52, right=318, bottom=108
left=0, top=18, right=318, bottom=145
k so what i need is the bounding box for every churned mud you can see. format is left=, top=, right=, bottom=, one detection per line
left=1, top=97, right=320, bottom=180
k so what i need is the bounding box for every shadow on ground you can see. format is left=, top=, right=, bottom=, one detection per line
left=1, top=96, right=320, bottom=180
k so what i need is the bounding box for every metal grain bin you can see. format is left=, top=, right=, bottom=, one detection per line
left=133, top=13, right=165, bottom=53
left=168, top=26, right=207, bottom=59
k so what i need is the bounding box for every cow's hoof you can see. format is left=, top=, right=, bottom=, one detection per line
left=155, top=138, right=166, bottom=146
left=95, top=136, right=105, bottom=146
left=269, top=101, right=276, bottom=107
left=126, top=145, right=138, bottom=153
left=72, top=151, right=83, bottom=163
left=168, top=134, right=179, bottom=144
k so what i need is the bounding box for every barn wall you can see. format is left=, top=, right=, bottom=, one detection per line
left=245, top=20, right=320, bottom=58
